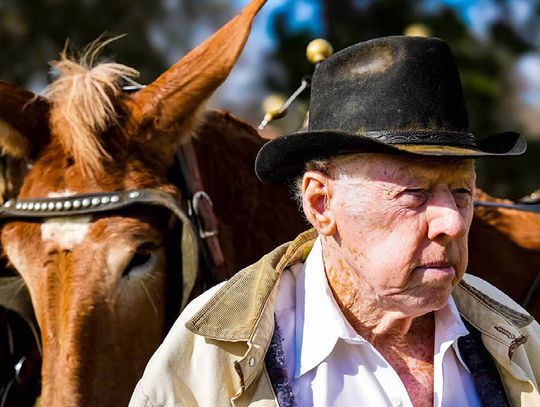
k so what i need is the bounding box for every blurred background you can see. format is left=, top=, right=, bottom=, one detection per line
left=0, top=0, right=538, bottom=198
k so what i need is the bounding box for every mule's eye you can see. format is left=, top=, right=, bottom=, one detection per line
left=122, top=243, right=159, bottom=278
left=129, top=252, right=151, bottom=269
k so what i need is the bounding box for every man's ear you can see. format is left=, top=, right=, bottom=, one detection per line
left=302, top=171, right=336, bottom=236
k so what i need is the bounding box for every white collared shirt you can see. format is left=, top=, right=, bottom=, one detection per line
left=275, top=238, right=482, bottom=407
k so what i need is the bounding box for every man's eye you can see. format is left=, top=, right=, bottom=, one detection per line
left=453, top=188, right=473, bottom=208
left=400, top=188, right=428, bottom=206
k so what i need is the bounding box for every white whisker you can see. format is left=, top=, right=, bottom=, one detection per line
left=137, top=279, right=158, bottom=317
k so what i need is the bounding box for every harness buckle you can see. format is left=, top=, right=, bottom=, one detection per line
left=192, top=191, right=219, bottom=239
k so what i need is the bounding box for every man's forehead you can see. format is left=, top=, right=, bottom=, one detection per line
left=338, top=153, right=475, bottom=183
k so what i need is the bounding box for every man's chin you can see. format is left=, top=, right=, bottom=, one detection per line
left=385, top=286, right=453, bottom=317
left=426, top=285, right=454, bottom=310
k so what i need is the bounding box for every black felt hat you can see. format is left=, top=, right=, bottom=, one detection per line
left=255, top=36, right=527, bottom=183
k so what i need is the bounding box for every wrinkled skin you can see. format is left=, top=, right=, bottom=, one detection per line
left=302, top=154, right=475, bottom=332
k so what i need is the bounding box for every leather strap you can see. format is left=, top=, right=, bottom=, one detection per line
left=475, top=200, right=540, bottom=214
left=179, top=140, right=228, bottom=281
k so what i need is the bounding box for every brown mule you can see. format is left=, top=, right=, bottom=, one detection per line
left=0, top=1, right=307, bottom=406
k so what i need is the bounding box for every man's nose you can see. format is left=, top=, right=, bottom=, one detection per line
left=426, top=190, right=468, bottom=243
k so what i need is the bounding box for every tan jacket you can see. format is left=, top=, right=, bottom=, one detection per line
left=130, top=230, right=540, bottom=407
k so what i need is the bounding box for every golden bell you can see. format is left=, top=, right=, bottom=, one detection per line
left=404, top=23, right=432, bottom=38
left=306, top=39, right=333, bottom=64
left=262, top=94, right=286, bottom=114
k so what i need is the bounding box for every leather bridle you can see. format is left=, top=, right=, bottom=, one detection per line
left=0, top=188, right=199, bottom=308
left=474, top=200, right=540, bottom=215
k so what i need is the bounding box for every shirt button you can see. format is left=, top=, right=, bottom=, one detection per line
left=248, top=357, right=256, bottom=367
left=390, top=396, right=403, bottom=407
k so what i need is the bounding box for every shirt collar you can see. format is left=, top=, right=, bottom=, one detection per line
left=436, top=295, right=472, bottom=373
left=294, top=237, right=471, bottom=378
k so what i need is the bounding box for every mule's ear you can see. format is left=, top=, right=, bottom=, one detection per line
left=0, top=82, right=50, bottom=202
left=127, top=0, right=266, bottom=143
left=0, top=81, right=50, bottom=160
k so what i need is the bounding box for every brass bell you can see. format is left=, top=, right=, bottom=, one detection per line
left=306, top=39, right=334, bottom=65
left=403, top=23, right=432, bottom=38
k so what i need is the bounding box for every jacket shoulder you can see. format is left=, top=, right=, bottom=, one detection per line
left=455, top=274, right=534, bottom=328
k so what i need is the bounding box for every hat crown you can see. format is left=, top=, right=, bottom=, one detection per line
left=309, top=36, right=469, bottom=136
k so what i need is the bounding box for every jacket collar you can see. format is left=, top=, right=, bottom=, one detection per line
left=453, top=274, right=533, bottom=364
left=185, top=229, right=317, bottom=341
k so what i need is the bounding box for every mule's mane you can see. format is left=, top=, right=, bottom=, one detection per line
left=46, top=38, right=139, bottom=176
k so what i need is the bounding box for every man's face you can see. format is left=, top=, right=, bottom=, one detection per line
left=322, top=154, right=476, bottom=317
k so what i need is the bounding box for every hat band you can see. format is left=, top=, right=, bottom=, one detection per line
left=363, top=130, right=477, bottom=147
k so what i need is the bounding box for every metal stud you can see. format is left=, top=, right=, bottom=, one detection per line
left=128, top=191, right=140, bottom=199
left=55, top=202, right=63, bottom=210
left=3, top=200, right=13, bottom=208
left=73, top=200, right=81, bottom=209
left=63, top=201, right=72, bottom=210
left=91, top=197, right=101, bottom=206
left=110, top=195, right=120, bottom=203
left=47, top=202, right=55, bottom=210
left=82, top=199, right=90, bottom=208
left=28, top=202, right=34, bottom=210
left=34, top=203, right=41, bottom=210
left=21, top=203, right=28, bottom=210
left=101, top=196, right=110, bottom=205
left=15, top=203, right=22, bottom=209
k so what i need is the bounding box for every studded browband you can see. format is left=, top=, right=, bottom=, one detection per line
left=0, top=189, right=186, bottom=219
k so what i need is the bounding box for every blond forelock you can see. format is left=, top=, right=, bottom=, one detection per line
left=46, top=38, right=139, bottom=177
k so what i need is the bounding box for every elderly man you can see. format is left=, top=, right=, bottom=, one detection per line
left=131, top=36, right=540, bottom=406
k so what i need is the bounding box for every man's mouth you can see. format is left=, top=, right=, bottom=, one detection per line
left=420, top=262, right=452, bottom=268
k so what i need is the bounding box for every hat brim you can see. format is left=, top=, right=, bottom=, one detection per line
left=255, top=129, right=527, bottom=184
